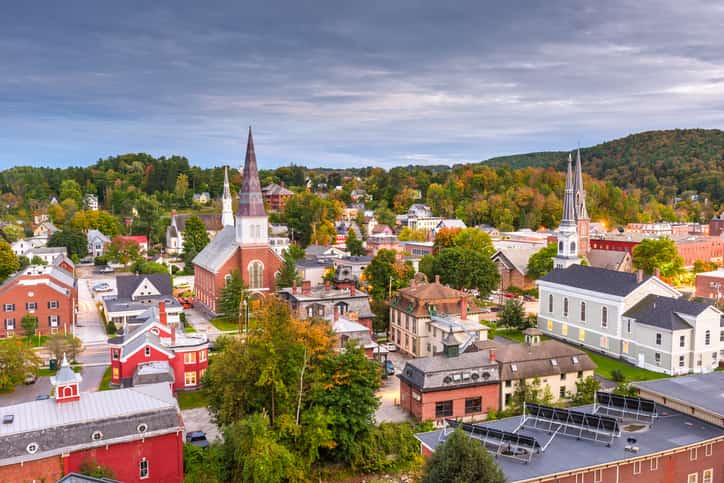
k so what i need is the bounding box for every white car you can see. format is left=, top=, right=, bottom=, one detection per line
left=92, top=282, right=112, bottom=292
left=385, top=342, right=397, bottom=352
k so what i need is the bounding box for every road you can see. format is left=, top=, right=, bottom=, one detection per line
left=375, top=350, right=413, bottom=423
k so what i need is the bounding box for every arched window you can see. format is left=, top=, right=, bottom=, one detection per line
left=548, top=294, right=553, bottom=313
left=580, top=301, right=586, bottom=322
left=63, top=386, right=73, bottom=397
left=558, top=241, right=563, bottom=252
left=563, top=298, right=569, bottom=317
left=705, top=330, right=711, bottom=345
left=249, top=261, right=263, bottom=289
left=570, top=242, right=576, bottom=253
left=601, top=307, right=608, bottom=327
left=336, top=302, right=349, bottom=314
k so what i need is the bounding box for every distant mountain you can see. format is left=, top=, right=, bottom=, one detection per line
left=485, top=129, right=724, bottom=203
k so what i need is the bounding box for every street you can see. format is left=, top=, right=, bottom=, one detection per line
left=374, top=350, right=413, bottom=423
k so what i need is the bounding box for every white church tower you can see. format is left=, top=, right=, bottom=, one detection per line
left=553, top=153, right=581, bottom=269
left=221, top=166, right=234, bottom=227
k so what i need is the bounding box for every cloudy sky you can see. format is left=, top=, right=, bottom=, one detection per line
left=2, top=1, right=724, bottom=169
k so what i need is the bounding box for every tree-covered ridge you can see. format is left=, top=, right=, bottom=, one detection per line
left=485, top=129, right=724, bottom=205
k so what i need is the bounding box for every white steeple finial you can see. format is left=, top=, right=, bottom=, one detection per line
left=221, top=166, right=234, bottom=227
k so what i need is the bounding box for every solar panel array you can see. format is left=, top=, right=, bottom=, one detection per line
left=447, top=419, right=541, bottom=451
left=523, top=403, right=620, bottom=446
left=596, top=391, right=656, bottom=414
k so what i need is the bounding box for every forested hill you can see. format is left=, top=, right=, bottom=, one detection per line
left=485, top=129, right=724, bottom=203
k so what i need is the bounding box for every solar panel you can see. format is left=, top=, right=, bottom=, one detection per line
left=445, top=419, right=541, bottom=462
left=595, top=391, right=657, bottom=423
left=523, top=403, right=620, bottom=446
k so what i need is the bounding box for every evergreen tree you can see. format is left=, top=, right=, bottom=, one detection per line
left=275, top=250, right=302, bottom=290
left=0, top=239, right=20, bottom=283
left=47, top=229, right=88, bottom=260
left=345, top=229, right=365, bottom=256
left=422, top=428, right=505, bottom=483
left=218, top=269, right=245, bottom=323
left=499, top=298, right=527, bottom=329
left=182, top=215, right=210, bottom=269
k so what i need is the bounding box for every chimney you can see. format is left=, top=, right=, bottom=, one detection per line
left=460, top=297, right=467, bottom=320
left=435, top=274, right=440, bottom=284
left=654, top=267, right=660, bottom=278
left=292, top=280, right=297, bottom=294
left=334, top=306, right=339, bottom=321
left=489, top=347, right=496, bottom=363
left=302, top=280, right=311, bottom=295
left=350, top=285, right=356, bottom=295
left=171, top=325, right=176, bottom=344
left=325, top=279, right=331, bottom=291
left=159, top=301, right=167, bottom=325
left=636, top=269, right=643, bottom=283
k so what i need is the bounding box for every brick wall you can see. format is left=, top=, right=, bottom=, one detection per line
left=400, top=381, right=500, bottom=422
left=0, top=454, right=63, bottom=482
left=0, top=278, right=75, bottom=337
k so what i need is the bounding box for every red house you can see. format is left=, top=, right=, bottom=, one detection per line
left=0, top=357, right=184, bottom=483
left=115, top=235, right=149, bottom=254
left=108, top=302, right=209, bottom=391
left=398, top=333, right=500, bottom=422
left=192, top=128, right=283, bottom=315
left=0, top=264, right=76, bottom=337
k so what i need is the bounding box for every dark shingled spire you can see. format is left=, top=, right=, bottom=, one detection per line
left=238, top=127, right=267, bottom=217
left=574, top=148, right=589, bottom=220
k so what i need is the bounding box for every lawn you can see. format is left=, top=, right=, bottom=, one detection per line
left=177, top=388, right=209, bottom=410
left=24, top=336, right=49, bottom=348
left=98, top=365, right=114, bottom=391
left=209, top=318, right=240, bottom=332
left=582, top=349, right=669, bottom=382
left=184, top=323, right=197, bottom=333
left=494, top=328, right=549, bottom=344
left=38, top=364, right=82, bottom=377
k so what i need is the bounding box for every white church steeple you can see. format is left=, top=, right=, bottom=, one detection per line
left=221, top=166, right=234, bottom=227
left=553, top=153, right=581, bottom=269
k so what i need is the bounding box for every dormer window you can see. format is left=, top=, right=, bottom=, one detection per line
left=511, top=364, right=518, bottom=372
left=551, top=359, right=558, bottom=366
left=572, top=356, right=579, bottom=364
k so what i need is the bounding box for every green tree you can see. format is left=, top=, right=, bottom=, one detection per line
left=431, top=247, right=500, bottom=296
left=693, top=260, right=717, bottom=274
left=422, top=429, right=505, bottom=483
left=183, top=443, right=223, bottom=483
left=20, top=314, right=38, bottom=339
left=632, top=238, right=684, bottom=278
left=363, top=249, right=415, bottom=301
left=570, top=376, right=601, bottom=405
left=132, top=194, right=162, bottom=243
left=0, top=239, right=20, bottom=283
left=526, top=243, right=557, bottom=279
left=0, top=339, right=41, bottom=391
left=218, top=270, right=246, bottom=323
left=106, top=237, right=142, bottom=265
left=613, top=382, right=638, bottom=397
left=59, top=179, right=83, bottom=205
left=373, top=204, right=396, bottom=228
left=132, top=260, right=169, bottom=274
left=30, top=255, right=46, bottom=266
left=1, top=224, right=24, bottom=242
left=79, top=458, right=116, bottom=479
left=418, top=254, right=435, bottom=281
left=275, top=250, right=302, bottom=290
left=175, top=173, right=190, bottom=200
left=453, top=227, right=495, bottom=256
left=499, top=298, right=527, bottom=329
left=182, top=215, right=210, bottom=269
left=398, top=227, right=428, bottom=242
left=46, top=334, right=83, bottom=362
left=345, top=229, right=365, bottom=256
left=282, top=192, right=341, bottom=247
left=47, top=229, right=88, bottom=260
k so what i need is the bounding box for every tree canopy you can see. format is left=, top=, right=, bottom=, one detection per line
left=363, top=249, right=415, bottom=301
left=422, top=429, right=506, bottom=483
left=431, top=247, right=500, bottom=296
left=47, top=228, right=88, bottom=260
left=632, top=238, right=684, bottom=278
left=182, top=215, right=210, bottom=269
left=526, top=243, right=557, bottom=279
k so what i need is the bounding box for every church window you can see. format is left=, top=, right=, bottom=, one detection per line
left=548, top=294, right=553, bottom=313
left=249, top=261, right=263, bottom=289
left=26, top=442, right=39, bottom=454
left=601, top=307, right=608, bottom=327
left=563, top=298, right=569, bottom=317
left=224, top=274, right=232, bottom=286
left=91, top=430, right=103, bottom=441
left=580, top=302, right=586, bottom=322
left=570, top=242, right=576, bottom=253
left=558, top=241, right=563, bottom=252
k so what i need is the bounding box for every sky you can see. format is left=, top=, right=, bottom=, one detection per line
left=2, top=1, right=724, bottom=170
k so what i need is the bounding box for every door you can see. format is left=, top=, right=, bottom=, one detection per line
left=638, top=353, right=645, bottom=368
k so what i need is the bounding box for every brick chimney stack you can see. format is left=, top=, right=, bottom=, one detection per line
left=460, top=297, right=467, bottom=320
left=159, top=301, right=167, bottom=325
left=334, top=306, right=339, bottom=321
left=325, top=279, right=331, bottom=291
left=489, top=347, right=496, bottom=363
left=435, top=274, right=440, bottom=284
left=654, top=267, right=661, bottom=278
left=350, top=285, right=356, bottom=296
left=292, top=280, right=297, bottom=294
left=636, top=269, right=644, bottom=283
left=302, top=280, right=311, bottom=295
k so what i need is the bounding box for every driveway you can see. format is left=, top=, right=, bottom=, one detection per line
left=75, top=276, right=111, bottom=344
left=182, top=407, right=222, bottom=442
left=375, top=350, right=413, bottom=424
left=184, top=307, right=223, bottom=340
left=0, top=364, right=108, bottom=407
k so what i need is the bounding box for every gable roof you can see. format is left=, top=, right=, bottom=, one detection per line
left=586, top=249, right=630, bottom=271
left=192, top=225, right=239, bottom=273
left=623, top=294, right=712, bottom=330
left=262, top=183, right=294, bottom=196
left=479, top=339, right=596, bottom=380
left=173, top=213, right=223, bottom=233
left=492, top=246, right=543, bottom=275
left=116, top=273, right=172, bottom=299
left=538, top=264, right=652, bottom=297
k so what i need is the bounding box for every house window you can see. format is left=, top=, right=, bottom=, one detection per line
left=578, top=328, right=585, bottom=341
left=3, top=304, right=15, bottom=312
left=48, top=315, right=59, bottom=327
left=688, top=473, right=698, bottom=483
left=690, top=447, right=698, bottom=461
left=224, top=274, right=232, bottom=286
left=144, top=346, right=151, bottom=357
left=548, top=294, right=553, bottom=313
left=650, top=457, right=659, bottom=471
left=680, top=335, right=685, bottom=347
left=249, top=261, right=263, bottom=289
left=113, top=350, right=119, bottom=361
left=563, top=298, right=569, bottom=317
left=577, top=371, right=583, bottom=378
left=184, top=371, right=197, bottom=386
left=703, top=469, right=713, bottom=483
left=5, top=318, right=15, bottom=330
left=580, top=302, right=586, bottom=322
left=633, top=461, right=641, bottom=475
left=655, top=353, right=661, bottom=365
left=627, top=320, right=631, bottom=333
left=679, top=355, right=685, bottom=367
left=705, top=443, right=713, bottom=456
left=465, top=397, right=482, bottom=414
left=655, top=333, right=662, bottom=345
left=139, top=459, right=149, bottom=479
left=593, top=468, right=602, bottom=482
left=505, top=380, right=512, bottom=388
left=200, top=350, right=207, bottom=362
left=48, top=300, right=59, bottom=309
left=26, top=302, right=37, bottom=310
left=560, top=373, right=566, bottom=381
left=184, top=352, right=197, bottom=364
left=307, top=307, right=314, bottom=318
left=559, top=386, right=566, bottom=398
left=705, top=330, right=711, bottom=345
left=601, top=307, right=607, bottom=327
left=435, top=400, right=453, bottom=418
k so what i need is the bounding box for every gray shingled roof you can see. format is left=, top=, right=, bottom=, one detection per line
left=538, top=264, right=651, bottom=296
left=116, top=273, right=172, bottom=300
left=492, top=246, right=543, bottom=275
left=192, top=225, right=238, bottom=273
left=623, top=294, right=709, bottom=330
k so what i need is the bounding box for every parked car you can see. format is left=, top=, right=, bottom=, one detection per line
left=489, top=306, right=502, bottom=313
left=186, top=431, right=210, bottom=449
left=96, top=265, right=114, bottom=274
left=92, top=282, right=112, bottom=292
left=35, top=394, right=50, bottom=400
left=384, top=360, right=395, bottom=376
left=24, top=373, right=37, bottom=385
left=384, top=342, right=397, bottom=352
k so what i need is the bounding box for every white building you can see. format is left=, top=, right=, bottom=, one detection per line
left=87, top=229, right=111, bottom=258
left=84, top=194, right=99, bottom=211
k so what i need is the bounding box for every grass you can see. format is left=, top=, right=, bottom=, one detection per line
left=209, top=318, right=240, bottom=332
left=582, top=349, right=669, bottom=382
left=98, top=365, right=114, bottom=391
left=494, top=328, right=549, bottom=344
left=23, top=336, right=49, bottom=348
left=184, top=323, right=197, bottom=333
left=177, top=388, right=209, bottom=410
left=38, top=363, right=82, bottom=377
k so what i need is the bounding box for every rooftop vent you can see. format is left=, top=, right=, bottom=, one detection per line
left=2, top=414, right=14, bottom=424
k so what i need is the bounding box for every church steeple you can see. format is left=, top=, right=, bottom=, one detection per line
left=574, top=148, right=589, bottom=221
left=221, top=166, right=234, bottom=227
left=235, top=127, right=269, bottom=246
left=561, top=153, right=576, bottom=225
left=554, top=153, right=581, bottom=269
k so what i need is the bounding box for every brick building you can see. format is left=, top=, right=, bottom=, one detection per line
left=0, top=264, right=76, bottom=337
left=398, top=332, right=500, bottom=422
left=261, top=182, right=294, bottom=212
left=695, top=268, right=724, bottom=304
left=192, top=128, right=283, bottom=315
left=710, top=212, right=724, bottom=237
left=491, top=246, right=543, bottom=290
left=590, top=233, right=723, bottom=268
left=108, top=302, right=209, bottom=391
left=278, top=281, right=374, bottom=329
left=0, top=357, right=184, bottom=483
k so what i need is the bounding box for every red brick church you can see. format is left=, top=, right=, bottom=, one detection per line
left=193, top=128, right=283, bottom=314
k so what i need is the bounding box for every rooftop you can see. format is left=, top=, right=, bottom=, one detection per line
left=623, top=294, right=713, bottom=330
left=538, top=264, right=654, bottom=297
left=416, top=404, right=724, bottom=482
left=633, top=372, right=724, bottom=418
left=399, top=351, right=499, bottom=392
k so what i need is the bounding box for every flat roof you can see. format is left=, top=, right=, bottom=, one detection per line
left=633, top=372, right=724, bottom=418
left=416, top=404, right=724, bottom=482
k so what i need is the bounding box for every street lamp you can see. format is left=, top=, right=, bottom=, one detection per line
left=241, top=297, right=250, bottom=335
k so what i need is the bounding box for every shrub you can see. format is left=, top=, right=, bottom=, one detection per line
left=610, top=369, right=626, bottom=382
left=347, top=422, right=423, bottom=473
